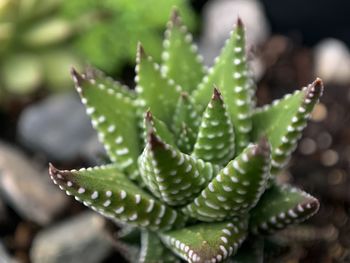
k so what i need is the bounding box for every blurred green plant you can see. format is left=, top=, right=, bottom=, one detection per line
left=60, top=0, right=196, bottom=74
left=0, top=0, right=81, bottom=96
left=0, top=0, right=196, bottom=98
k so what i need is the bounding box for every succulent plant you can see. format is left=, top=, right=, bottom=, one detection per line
left=49, top=10, right=323, bottom=263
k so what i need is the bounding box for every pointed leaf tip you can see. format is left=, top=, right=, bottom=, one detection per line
left=137, top=42, right=146, bottom=61
left=307, top=77, right=324, bottom=99
left=212, top=86, right=222, bottom=100
left=145, top=109, right=153, bottom=122
left=170, top=7, right=181, bottom=26
left=70, top=67, right=84, bottom=87
left=49, top=164, right=76, bottom=189
left=253, top=136, right=271, bottom=157
left=237, top=16, right=244, bottom=27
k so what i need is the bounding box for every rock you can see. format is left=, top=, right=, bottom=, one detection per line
left=0, top=243, right=18, bottom=263
left=201, top=0, right=270, bottom=64
left=314, top=38, right=350, bottom=84
left=31, top=212, right=113, bottom=263
left=17, top=92, right=102, bottom=162
left=0, top=142, right=67, bottom=225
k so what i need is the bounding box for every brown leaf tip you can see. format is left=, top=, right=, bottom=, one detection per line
left=305, top=78, right=323, bottom=99
left=70, top=67, right=85, bottom=88
left=170, top=7, right=181, bottom=26
left=136, top=42, right=146, bottom=62
left=302, top=197, right=320, bottom=214
left=180, top=92, right=189, bottom=99
left=212, top=86, right=222, bottom=101
left=148, top=131, right=165, bottom=150
left=145, top=109, right=153, bottom=123
left=237, top=16, right=244, bottom=28
left=49, top=163, right=76, bottom=188
left=253, top=136, right=271, bottom=157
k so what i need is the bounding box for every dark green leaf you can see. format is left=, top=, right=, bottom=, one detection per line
left=161, top=9, right=205, bottom=93
left=249, top=184, right=320, bottom=235
left=183, top=137, right=271, bottom=222
left=192, top=19, right=254, bottom=152
left=251, top=78, right=324, bottom=175
left=160, top=218, right=248, bottom=262
left=192, top=88, right=235, bottom=166
left=71, top=67, right=140, bottom=180
left=49, top=164, right=186, bottom=231
left=139, top=130, right=217, bottom=206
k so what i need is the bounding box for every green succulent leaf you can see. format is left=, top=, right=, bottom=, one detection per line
left=176, top=124, right=197, bottom=154
left=172, top=92, right=200, bottom=153
left=192, top=19, right=253, bottom=152
left=161, top=9, right=205, bottom=93
left=139, top=230, right=180, bottom=263
left=192, top=88, right=235, bottom=166
left=49, top=164, right=186, bottom=231
left=160, top=218, right=248, bottom=262
left=144, top=110, right=177, bottom=148
left=71, top=68, right=140, bottom=180
left=135, top=43, right=181, bottom=126
left=139, top=130, right=217, bottom=206
left=251, top=78, right=324, bottom=175
left=249, top=184, right=320, bottom=235
left=173, top=92, right=200, bottom=135
left=183, top=138, right=271, bottom=222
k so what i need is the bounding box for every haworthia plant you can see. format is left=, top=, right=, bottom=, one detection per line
left=49, top=9, right=323, bottom=263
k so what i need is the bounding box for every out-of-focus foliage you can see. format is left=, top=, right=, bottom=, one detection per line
left=60, top=0, right=196, bottom=74
left=0, top=0, right=196, bottom=98
left=0, top=0, right=81, bottom=96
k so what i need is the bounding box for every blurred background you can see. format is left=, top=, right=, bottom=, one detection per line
left=0, top=0, right=349, bottom=262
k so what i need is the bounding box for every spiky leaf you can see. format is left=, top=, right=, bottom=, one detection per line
left=49, top=164, right=186, bottom=231
left=160, top=219, right=248, bottom=262
left=144, top=110, right=176, bottom=147
left=135, top=44, right=181, bottom=126
left=172, top=93, right=200, bottom=153
left=139, top=131, right=217, bottom=206
left=139, top=230, right=180, bottom=263
left=249, top=184, right=320, bottom=235
left=173, top=93, right=200, bottom=134
left=192, top=88, right=235, bottom=166
left=71, top=68, right=140, bottom=180
left=192, top=19, right=253, bottom=152
left=183, top=138, right=270, bottom=222
left=252, top=79, right=323, bottom=175
left=162, top=9, right=205, bottom=93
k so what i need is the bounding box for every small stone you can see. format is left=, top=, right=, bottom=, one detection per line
left=0, top=141, right=67, bottom=225
left=17, top=92, right=101, bottom=162
left=201, top=0, right=270, bottom=65
left=30, top=212, right=113, bottom=263
left=314, top=38, right=350, bottom=84
left=299, top=138, right=317, bottom=155
left=321, top=149, right=339, bottom=167
left=311, top=103, right=327, bottom=122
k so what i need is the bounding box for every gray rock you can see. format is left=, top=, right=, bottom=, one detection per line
left=17, top=92, right=102, bottom=162
left=0, top=142, right=67, bottom=225
left=314, top=38, right=350, bottom=84
left=0, top=242, right=18, bottom=263
left=201, top=0, right=270, bottom=64
left=31, top=212, right=113, bottom=263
